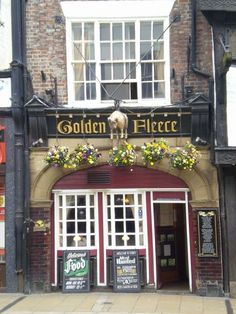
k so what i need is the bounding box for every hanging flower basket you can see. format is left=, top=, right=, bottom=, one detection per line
left=169, top=142, right=200, bottom=170
left=45, top=145, right=70, bottom=167
left=68, top=143, right=101, bottom=168
left=141, top=139, right=169, bottom=166
left=108, top=142, right=137, bottom=167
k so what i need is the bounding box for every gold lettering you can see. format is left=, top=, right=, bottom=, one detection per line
left=85, top=120, right=92, bottom=133
left=171, top=121, right=178, bottom=132
left=164, top=121, right=171, bottom=132
left=133, top=120, right=146, bottom=133
left=157, top=121, right=164, bottom=133
left=99, top=122, right=106, bottom=133
left=57, top=120, right=73, bottom=134
left=146, top=119, right=150, bottom=133
left=73, top=122, right=81, bottom=133
left=151, top=121, right=157, bottom=133
left=92, top=122, right=99, bottom=134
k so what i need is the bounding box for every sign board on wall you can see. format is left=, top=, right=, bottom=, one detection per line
left=63, top=250, right=90, bottom=292
left=113, top=250, right=140, bottom=292
left=47, top=112, right=191, bottom=138
left=197, top=210, right=218, bottom=257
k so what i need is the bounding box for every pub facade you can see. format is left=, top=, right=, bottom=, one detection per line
left=1, top=0, right=229, bottom=297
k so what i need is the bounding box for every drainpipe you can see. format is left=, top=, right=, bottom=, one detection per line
left=11, top=0, right=26, bottom=291
left=190, top=0, right=211, bottom=78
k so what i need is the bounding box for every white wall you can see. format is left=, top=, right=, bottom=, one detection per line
left=226, top=65, right=236, bottom=146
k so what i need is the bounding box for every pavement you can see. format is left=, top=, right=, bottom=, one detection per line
left=0, top=292, right=236, bottom=314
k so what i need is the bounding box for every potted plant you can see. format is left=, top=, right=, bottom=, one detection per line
left=141, top=139, right=169, bottom=166
left=69, top=143, right=101, bottom=168
left=45, top=145, right=70, bottom=167
left=108, top=142, right=137, bottom=167
left=169, top=142, right=200, bottom=170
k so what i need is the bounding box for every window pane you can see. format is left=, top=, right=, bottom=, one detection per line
left=141, top=21, right=151, bottom=40
left=59, top=236, right=63, bottom=247
left=141, top=63, right=152, bottom=81
left=77, top=208, right=86, bottom=219
left=73, top=43, right=82, bottom=60
left=67, top=236, right=75, bottom=246
left=101, top=43, right=111, bottom=60
left=139, top=234, right=144, bottom=246
left=100, top=23, right=110, bottom=40
left=101, top=63, right=111, bottom=80
left=126, top=221, right=135, bottom=232
left=85, top=43, right=95, bottom=60
left=86, top=63, right=96, bottom=81
left=67, top=208, right=75, bottom=220
left=77, top=195, right=86, bottom=206
left=126, top=207, right=134, bottom=218
left=90, top=195, right=94, bottom=206
left=140, top=42, right=152, bottom=60
left=125, top=63, right=136, bottom=79
left=139, top=222, right=143, bottom=232
left=113, top=23, right=122, bottom=40
left=125, top=22, right=135, bottom=40
left=153, top=22, right=163, bottom=40
left=107, top=207, right=111, bottom=219
left=90, top=222, right=95, bottom=233
left=78, top=236, right=87, bottom=247
left=125, top=194, right=134, bottom=205
left=84, top=22, right=94, bottom=40
left=108, top=221, right=112, bottom=232
left=142, top=82, right=153, bottom=98
left=154, top=82, right=165, bottom=98
left=59, top=195, right=63, bottom=207
left=153, top=42, right=164, bottom=60
left=77, top=222, right=86, bottom=233
left=138, top=208, right=143, bottom=219
left=115, top=221, right=124, bottom=232
left=154, top=62, right=164, bottom=80
left=75, top=83, right=84, bottom=100
left=113, top=43, right=123, bottom=60
left=90, top=207, right=94, bottom=219
left=125, top=42, right=135, bottom=59
left=66, top=196, right=75, bottom=206
left=72, top=23, right=82, bottom=41
left=115, top=207, right=123, bottom=219
left=116, top=235, right=124, bottom=246
left=74, top=64, right=84, bottom=81
left=115, top=195, right=123, bottom=205
left=127, top=235, right=135, bottom=246
left=108, top=235, right=112, bottom=246
left=91, top=235, right=95, bottom=246
left=113, top=63, right=124, bottom=79
left=67, top=222, right=75, bottom=234
left=86, top=83, right=96, bottom=100
left=107, top=195, right=111, bottom=206
left=138, top=194, right=142, bottom=205
left=59, top=208, right=63, bottom=220
left=59, top=222, right=63, bottom=234
left=101, top=83, right=137, bottom=100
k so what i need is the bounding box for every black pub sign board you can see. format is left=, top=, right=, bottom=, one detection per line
left=63, top=250, right=90, bottom=292
left=47, top=111, right=191, bottom=138
left=113, top=250, right=141, bottom=292
left=197, top=210, right=218, bottom=257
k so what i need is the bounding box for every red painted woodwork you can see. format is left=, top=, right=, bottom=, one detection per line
left=53, top=165, right=188, bottom=190
left=153, top=191, right=186, bottom=200
left=146, top=192, right=154, bottom=284
left=98, top=192, right=104, bottom=283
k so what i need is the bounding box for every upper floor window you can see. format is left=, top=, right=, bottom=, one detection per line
left=62, top=0, right=174, bottom=108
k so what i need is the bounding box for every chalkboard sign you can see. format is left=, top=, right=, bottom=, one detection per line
left=197, top=210, right=218, bottom=257
left=113, top=250, right=140, bottom=292
left=63, top=251, right=90, bottom=292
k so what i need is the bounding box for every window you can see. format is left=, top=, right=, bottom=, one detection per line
left=106, top=192, right=145, bottom=248
left=62, top=0, right=173, bottom=107
left=55, top=193, right=97, bottom=249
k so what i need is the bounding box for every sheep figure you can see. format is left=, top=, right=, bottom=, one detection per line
left=108, top=110, right=128, bottom=139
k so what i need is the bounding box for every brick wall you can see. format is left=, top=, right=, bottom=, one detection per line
left=29, top=207, right=51, bottom=292
left=26, top=0, right=213, bottom=106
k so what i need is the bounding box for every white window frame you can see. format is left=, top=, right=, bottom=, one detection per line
left=104, top=191, right=147, bottom=249
left=61, top=0, right=174, bottom=108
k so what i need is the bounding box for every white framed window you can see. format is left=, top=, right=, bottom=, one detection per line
left=105, top=192, right=146, bottom=248
left=55, top=192, right=97, bottom=250
left=62, top=0, right=174, bottom=108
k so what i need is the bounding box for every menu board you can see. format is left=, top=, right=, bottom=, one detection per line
left=113, top=250, right=140, bottom=292
left=63, top=251, right=90, bottom=292
left=197, top=210, right=218, bottom=257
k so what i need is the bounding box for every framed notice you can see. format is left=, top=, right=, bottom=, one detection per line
left=113, top=250, right=140, bottom=292
left=63, top=250, right=90, bottom=292
left=197, top=210, right=218, bottom=257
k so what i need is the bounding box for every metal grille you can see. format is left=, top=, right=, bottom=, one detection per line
left=87, top=171, right=111, bottom=184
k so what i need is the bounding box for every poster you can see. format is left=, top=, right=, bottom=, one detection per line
left=63, top=250, right=90, bottom=292
left=113, top=250, right=140, bottom=292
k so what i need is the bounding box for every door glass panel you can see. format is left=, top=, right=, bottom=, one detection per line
left=77, top=195, right=86, bottom=206
left=66, top=195, right=75, bottom=206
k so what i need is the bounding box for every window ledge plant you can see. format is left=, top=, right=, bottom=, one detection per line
left=141, top=139, right=169, bottom=166
left=108, top=141, right=137, bottom=167
left=44, top=145, right=70, bottom=168
left=169, top=142, right=200, bottom=170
